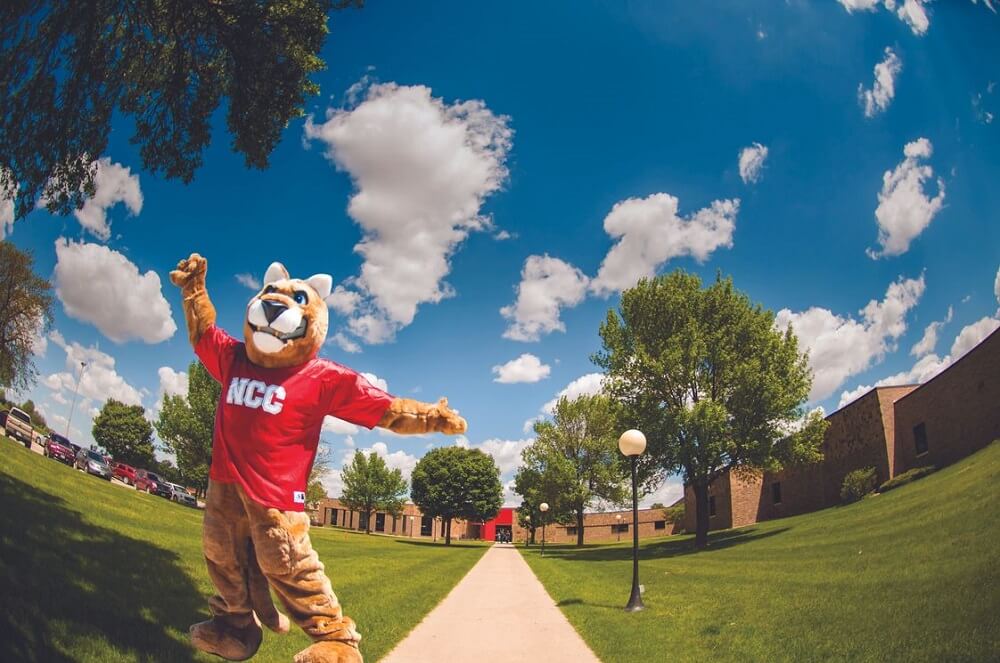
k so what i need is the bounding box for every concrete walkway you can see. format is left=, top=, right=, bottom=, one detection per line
left=380, top=544, right=600, bottom=663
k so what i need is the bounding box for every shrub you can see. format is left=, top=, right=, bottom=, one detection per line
left=879, top=465, right=937, bottom=493
left=841, top=467, right=878, bottom=503
left=663, top=504, right=685, bottom=525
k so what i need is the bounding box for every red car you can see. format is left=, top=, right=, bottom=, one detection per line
left=45, top=433, right=76, bottom=465
left=111, top=462, right=137, bottom=485
left=134, top=468, right=171, bottom=496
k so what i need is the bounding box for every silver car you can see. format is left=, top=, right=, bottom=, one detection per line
left=168, top=482, right=198, bottom=508
left=74, top=449, right=112, bottom=480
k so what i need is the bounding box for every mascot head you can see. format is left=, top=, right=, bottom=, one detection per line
left=244, top=262, right=332, bottom=368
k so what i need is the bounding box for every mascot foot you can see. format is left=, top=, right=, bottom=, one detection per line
left=189, top=617, right=263, bottom=661
left=293, top=640, right=364, bottom=663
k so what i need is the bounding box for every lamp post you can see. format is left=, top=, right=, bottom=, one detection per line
left=540, top=502, right=549, bottom=557
left=616, top=514, right=623, bottom=542
left=409, top=515, right=414, bottom=538
left=525, top=514, right=531, bottom=547
left=619, top=429, right=646, bottom=612
left=66, top=361, right=87, bottom=439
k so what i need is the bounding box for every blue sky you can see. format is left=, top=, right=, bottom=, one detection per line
left=5, top=0, right=999, bottom=507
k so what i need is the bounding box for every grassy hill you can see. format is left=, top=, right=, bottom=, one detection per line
left=0, top=437, right=487, bottom=663
left=522, top=441, right=1000, bottom=662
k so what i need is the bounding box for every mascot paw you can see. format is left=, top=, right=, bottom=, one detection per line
left=170, top=253, right=208, bottom=289
left=433, top=398, right=468, bottom=435
left=189, top=617, right=263, bottom=661
left=293, top=640, right=364, bottom=663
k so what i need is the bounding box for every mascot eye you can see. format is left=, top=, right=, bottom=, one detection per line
left=293, top=291, right=308, bottom=305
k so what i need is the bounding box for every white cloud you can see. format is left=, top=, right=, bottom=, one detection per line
left=53, top=238, right=176, bottom=344
left=837, top=0, right=882, bottom=10
left=72, top=158, right=143, bottom=241
left=501, top=255, right=590, bottom=342
left=868, top=138, right=945, bottom=259
left=43, top=332, right=144, bottom=407
left=344, top=441, right=420, bottom=482
left=590, top=195, right=739, bottom=296
left=1, top=172, right=17, bottom=239
left=859, top=47, right=902, bottom=118
left=361, top=372, right=389, bottom=392
left=738, top=143, right=769, bottom=184
left=494, top=230, right=513, bottom=241
left=151, top=366, right=189, bottom=416
left=492, top=354, right=551, bottom=384
left=327, top=332, right=361, bottom=354
left=639, top=478, right=685, bottom=509
left=910, top=306, right=952, bottom=357
left=235, top=273, right=261, bottom=290
left=461, top=437, right=534, bottom=476
left=950, top=316, right=999, bottom=360
left=326, top=286, right=362, bottom=316
left=323, top=416, right=360, bottom=435
left=995, top=265, right=1000, bottom=313
left=304, top=82, right=512, bottom=345
left=542, top=373, right=607, bottom=414
left=894, top=0, right=930, bottom=35
left=775, top=275, right=925, bottom=401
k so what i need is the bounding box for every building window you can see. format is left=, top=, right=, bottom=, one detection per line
left=709, top=496, right=717, bottom=517
left=566, top=526, right=578, bottom=535
left=654, top=520, right=666, bottom=530
left=420, top=516, right=433, bottom=537
left=772, top=482, right=783, bottom=505
left=914, top=422, right=929, bottom=455
left=611, top=524, right=629, bottom=533
left=359, top=512, right=369, bottom=531
left=375, top=513, right=386, bottom=532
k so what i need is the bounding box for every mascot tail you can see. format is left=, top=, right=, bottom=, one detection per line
left=247, top=540, right=290, bottom=634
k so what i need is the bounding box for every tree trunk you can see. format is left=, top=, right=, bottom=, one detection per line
left=576, top=509, right=585, bottom=547
left=694, top=481, right=710, bottom=549
left=444, top=517, right=452, bottom=545
left=365, top=509, right=372, bottom=534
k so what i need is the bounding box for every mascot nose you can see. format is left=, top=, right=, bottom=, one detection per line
left=261, top=300, right=287, bottom=325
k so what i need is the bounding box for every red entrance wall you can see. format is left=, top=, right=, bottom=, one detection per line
left=481, top=507, right=514, bottom=541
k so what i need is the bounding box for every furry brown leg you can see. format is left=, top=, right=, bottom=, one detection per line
left=190, top=617, right=263, bottom=661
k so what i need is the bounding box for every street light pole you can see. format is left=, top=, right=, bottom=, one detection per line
left=616, top=513, right=622, bottom=542
left=540, top=502, right=549, bottom=557
left=409, top=515, right=414, bottom=538
left=66, top=361, right=87, bottom=439
left=619, top=429, right=647, bottom=613
left=525, top=514, right=531, bottom=547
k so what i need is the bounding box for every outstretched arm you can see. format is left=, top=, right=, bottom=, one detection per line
left=169, top=253, right=216, bottom=348
left=378, top=397, right=467, bottom=435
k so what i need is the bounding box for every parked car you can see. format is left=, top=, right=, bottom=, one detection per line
left=111, top=461, right=137, bottom=485
left=45, top=433, right=76, bottom=465
left=4, top=407, right=34, bottom=447
left=134, top=469, right=172, bottom=497
left=74, top=448, right=112, bottom=480
left=168, top=483, right=198, bottom=508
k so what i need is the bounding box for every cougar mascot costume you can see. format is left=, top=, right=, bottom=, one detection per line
left=170, top=254, right=467, bottom=663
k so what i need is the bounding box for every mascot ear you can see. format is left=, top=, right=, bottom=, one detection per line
left=264, top=262, right=289, bottom=286
left=306, top=274, right=333, bottom=300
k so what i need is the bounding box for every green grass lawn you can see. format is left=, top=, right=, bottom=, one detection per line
left=0, top=437, right=487, bottom=662
left=522, top=442, right=1000, bottom=663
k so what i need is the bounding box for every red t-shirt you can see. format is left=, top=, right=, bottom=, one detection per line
left=196, top=325, right=394, bottom=511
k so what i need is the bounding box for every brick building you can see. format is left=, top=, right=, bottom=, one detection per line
left=684, top=326, right=1000, bottom=533
left=313, top=498, right=683, bottom=544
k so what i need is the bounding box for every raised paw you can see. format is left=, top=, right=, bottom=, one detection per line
left=169, top=253, right=208, bottom=289
left=433, top=398, right=468, bottom=435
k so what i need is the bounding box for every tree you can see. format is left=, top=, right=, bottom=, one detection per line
left=411, top=447, right=503, bottom=545
left=0, top=243, right=53, bottom=392
left=1, top=1, right=361, bottom=221
left=521, top=395, right=628, bottom=546
left=340, top=451, right=408, bottom=534
left=305, top=443, right=333, bottom=512
left=92, top=399, right=155, bottom=466
left=155, top=362, right=218, bottom=497
left=595, top=271, right=827, bottom=549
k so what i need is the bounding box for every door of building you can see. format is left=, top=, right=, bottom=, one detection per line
left=495, top=525, right=512, bottom=542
